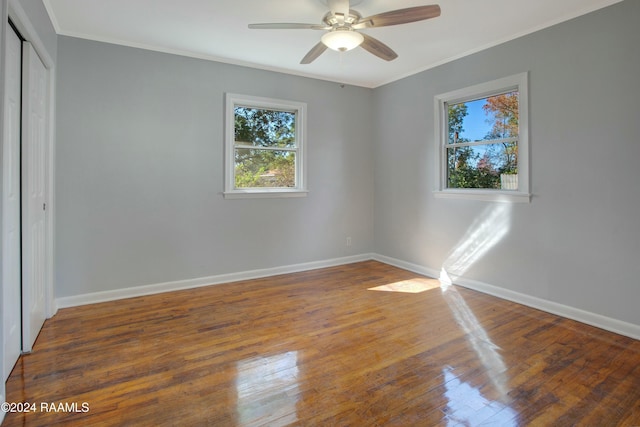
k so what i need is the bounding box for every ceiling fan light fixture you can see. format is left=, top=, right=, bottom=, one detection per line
left=321, top=29, right=364, bottom=52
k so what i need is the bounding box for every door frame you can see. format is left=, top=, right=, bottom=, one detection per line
left=2, top=16, right=23, bottom=382
left=7, top=0, right=56, bottom=320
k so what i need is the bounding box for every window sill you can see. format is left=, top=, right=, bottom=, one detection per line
left=223, top=189, right=309, bottom=199
left=434, top=189, right=531, bottom=203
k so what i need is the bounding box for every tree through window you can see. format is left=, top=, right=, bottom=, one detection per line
left=224, top=94, right=307, bottom=198
left=446, top=91, right=519, bottom=190
left=234, top=107, right=297, bottom=188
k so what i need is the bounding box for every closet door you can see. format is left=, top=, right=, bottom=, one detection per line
left=21, top=41, right=48, bottom=352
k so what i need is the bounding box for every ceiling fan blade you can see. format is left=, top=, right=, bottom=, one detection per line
left=353, top=5, right=441, bottom=29
left=300, top=42, right=328, bottom=64
left=360, top=33, right=398, bottom=61
left=248, top=23, right=328, bottom=30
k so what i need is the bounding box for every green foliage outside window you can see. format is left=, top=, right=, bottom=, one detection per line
left=234, top=107, right=297, bottom=188
left=447, top=92, right=519, bottom=189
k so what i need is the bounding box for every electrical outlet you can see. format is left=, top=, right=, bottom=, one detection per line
left=346, top=237, right=352, bottom=247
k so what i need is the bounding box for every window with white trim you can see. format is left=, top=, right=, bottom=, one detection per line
left=224, top=93, right=307, bottom=199
left=434, top=73, right=530, bottom=202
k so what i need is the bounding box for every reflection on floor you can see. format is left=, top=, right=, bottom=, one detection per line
left=442, top=284, right=508, bottom=396
left=236, top=351, right=299, bottom=425
left=443, top=365, right=517, bottom=426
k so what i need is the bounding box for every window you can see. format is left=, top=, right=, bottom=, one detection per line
left=224, top=93, right=307, bottom=199
left=434, top=73, right=530, bottom=202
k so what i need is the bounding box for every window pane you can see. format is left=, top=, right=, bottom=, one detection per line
left=447, top=91, right=519, bottom=144
left=234, top=107, right=296, bottom=148
left=235, top=148, right=296, bottom=188
left=447, top=142, right=518, bottom=190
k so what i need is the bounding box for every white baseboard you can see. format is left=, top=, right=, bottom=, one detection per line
left=55, top=253, right=374, bottom=309
left=371, top=254, right=442, bottom=280
left=55, top=252, right=640, bottom=341
left=372, top=253, right=640, bottom=341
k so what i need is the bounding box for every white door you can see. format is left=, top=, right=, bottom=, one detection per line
left=21, top=42, right=48, bottom=352
left=2, top=24, right=23, bottom=379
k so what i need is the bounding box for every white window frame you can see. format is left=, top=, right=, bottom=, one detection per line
left=434, top=72, right=530, bottom=203
left=224, top=93, right=308, bottom=199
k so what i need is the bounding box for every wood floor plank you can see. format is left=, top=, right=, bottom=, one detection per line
left=3, top=261, right=640, bottom=426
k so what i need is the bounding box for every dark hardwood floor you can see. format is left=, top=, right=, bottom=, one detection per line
left=3, top=261, right=640, bottom=426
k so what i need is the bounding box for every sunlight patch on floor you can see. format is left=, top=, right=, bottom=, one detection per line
left=368, top=278, right=441, bottom=293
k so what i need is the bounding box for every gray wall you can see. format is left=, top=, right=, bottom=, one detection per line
left=373, top=0, right=640, bottom=325
left=55, top=36, right=374, bottom=297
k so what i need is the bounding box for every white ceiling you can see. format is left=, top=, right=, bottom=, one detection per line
left=43, top=0, right=622, bottom=88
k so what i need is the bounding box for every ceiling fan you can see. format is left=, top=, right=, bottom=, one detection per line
left=248, top=0, right=441, bottom=64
